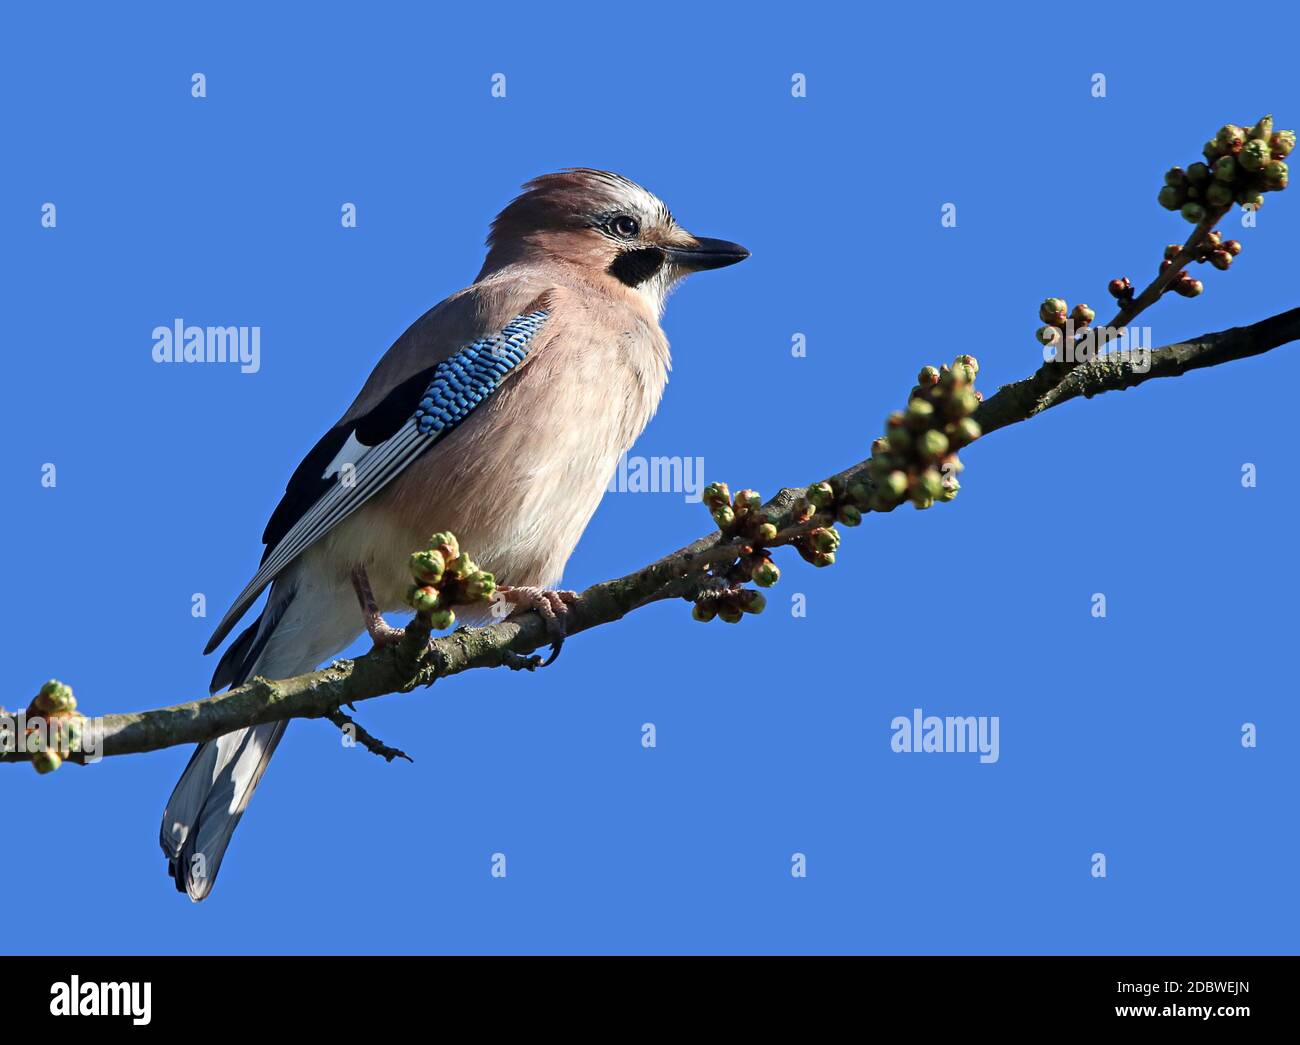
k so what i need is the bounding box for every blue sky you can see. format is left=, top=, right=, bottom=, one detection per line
left=1, top=1, right=1297, bottom=954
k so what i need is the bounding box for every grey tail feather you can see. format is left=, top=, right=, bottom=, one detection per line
left=160, top=585, right=297, bottom=901
left=209, top=618, right=260, bottom=696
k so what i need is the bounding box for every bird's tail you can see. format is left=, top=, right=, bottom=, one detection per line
left=160, top=582, right=309, bottom=901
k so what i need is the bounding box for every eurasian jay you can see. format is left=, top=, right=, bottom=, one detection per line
left=160, top=169, right=748, bottom=900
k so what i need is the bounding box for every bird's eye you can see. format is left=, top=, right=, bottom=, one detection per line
left=611, top=215, right=640, bottom=239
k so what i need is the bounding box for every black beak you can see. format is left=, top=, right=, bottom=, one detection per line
left=664, top=237, right=750, bottom=271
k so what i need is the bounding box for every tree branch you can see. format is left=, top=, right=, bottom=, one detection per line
left=4, top=305, right=1298, bottom=765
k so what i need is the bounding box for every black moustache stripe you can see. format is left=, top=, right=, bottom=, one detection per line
left=609, top=247, right=665, bottom=287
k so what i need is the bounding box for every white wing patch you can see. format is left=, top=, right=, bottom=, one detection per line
left=321, top=430, right=367, bottom=479
left=211, top=421, right=426, bottom=646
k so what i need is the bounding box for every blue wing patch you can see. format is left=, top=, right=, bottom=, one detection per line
left=415, top=310, right=550, bottom=436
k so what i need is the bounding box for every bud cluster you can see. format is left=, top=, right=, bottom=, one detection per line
left=1160, top=115, right=1292, bottom=221
left=691, top=587, right=766, bottom=624
left=23, top=680, right=83, bottom=774
left=405, top=531, right=495, bottom=631
left=1160, top=232, right=1242, bottom=288
left=865, top=357, right=981, bottom=512
left=1035, top=297, right=1094, bottom=350
left=790, top=478, right=863, bottom=557
left=702, top=482, right=782, bottom=544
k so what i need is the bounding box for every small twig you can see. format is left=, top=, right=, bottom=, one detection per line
left=1096, top=206, right=1229, bottom=355
left=327, top=708, right=414, bottom=764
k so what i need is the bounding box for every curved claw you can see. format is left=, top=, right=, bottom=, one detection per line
left=498, top=586, right=578, bottom=667
left=540, top=639, right=564, bottom=667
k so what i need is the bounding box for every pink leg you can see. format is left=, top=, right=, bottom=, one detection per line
left=351, top=566, right=406, bottom=648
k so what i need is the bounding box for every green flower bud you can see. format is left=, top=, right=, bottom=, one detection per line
left=1271, top=130, right=1296, bottom=158
left=702, top=482, right=731, bottom=510
left=1223, top=239, right=1243, bottom=256
left=712, top=504, right=736, bottom=529
left=751, top=558, right=781, bottom=587
left=937, top=478, right=961, bottom=502
left=886, top=427, right=911, bottom=453
left=1039, top=297, right=1068, bottom=324
left=910, top=492, right=935, bottom=510
left=428, top=607, right=456, bottom=630
left=1240, top=138, right=1270, bottom=171
left=754, top=522, right=779, bottom=543
left=1036, top=325, right=1062, bottom=347
left=906, top=397, right=934, bottom=422
left=847, top=481, right=870, bottom=506
left=836, top=504, right=862, bottom=527
left=1070, top=303, right=1095, bottom=326
left=1235, top=187, right=1264, bottom=209
left=808, top=527, right=840, bottom=554
left=884, top=471, right=909, bottom=499
left=33, top=750, right=62, bottom=775
left=1209, top=249, right=1233, bottom=271
left=809, top=551, right=835, bottom=567
left=447, top=553, right=476, bottom=580
left=463, top=570, right=496, bottom=601
left=1264, top=160, right=1289, bottom=186
left=1250, top=114, right=1273, bottom=141
left=692, top=600, right=717, bottom=623
left=915, top=468, right=943, bottom=499
left=409, top=550, right=445, bottom=585
left=1173, top=276, right=1204, bottom=298
left=1205, top=182, right=1234, bottom=207
left=949, top=361, right=976, bottom=385
left=717, top=604, right=744, bottom=624
left=1164, top=166, right=1186, bottom=186
left=869, top=494, right=899, bottom=513
left=428, top=531, right=459, bottom=562
left=739, top=590, right=766, bottom=615
left=791, top=498, right=815, bottom=524
left=1180, top=201, right=1206, bottom=224
left=953, top=354, right=979, bottom=375
left=919, top=429, right=950, bottom=460
left=946, top=387, right=979, bottom=419
left=1216, top=124, right=1246, bottom=150
left=871, top=436, right=891, bottom=456
left=805, top=481, right=834, bottom=509
left=949, top=417, right=982, bottom=448
left=917, top=365, right=941, bottom=386
left=408, top=585, right=441, bottom=613
left=34, top=680, right=76, bottom=715
left=1213, top=155, right=1237, bottom=182
left=1202, top=139, right=1221, bottom=161
left=1186, top=162, right=1211, bottom=184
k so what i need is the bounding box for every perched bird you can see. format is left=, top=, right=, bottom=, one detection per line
left=160, top=169, right=748, bottom=900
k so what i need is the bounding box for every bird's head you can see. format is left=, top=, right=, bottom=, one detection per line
left=479, top=169, right=749, bottom=313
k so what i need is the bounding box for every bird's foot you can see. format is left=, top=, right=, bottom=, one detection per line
left=497, top=586, right=578, bottom=665
left=351, top=566, right=406, bottom=648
